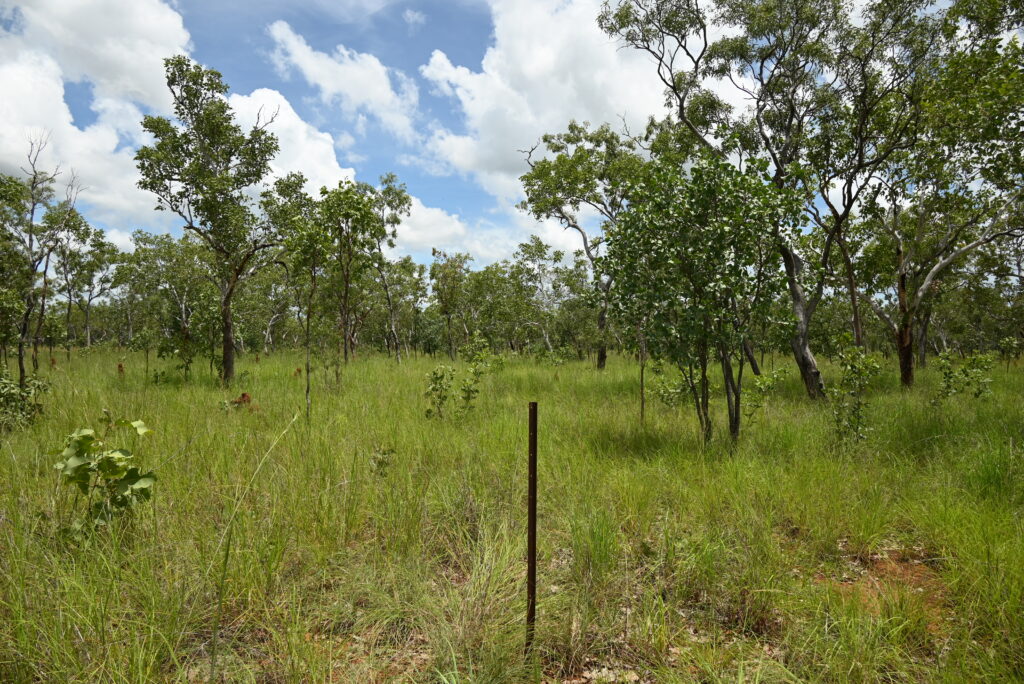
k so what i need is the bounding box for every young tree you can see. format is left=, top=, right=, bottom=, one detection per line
left=363, top=173, right=412, bottom=362
left=606, top=151, right=801, bottom=440
left=0, top=141, right=80, bottom=386
left=520, top=121, right=642, bottom=368
left=430, top=249, right=473, bottom=360
left=264, top=172, right=322, bottom=416
left=318, top=179, right=378, bottom=368
left=135, top=56, right=280, bottom=384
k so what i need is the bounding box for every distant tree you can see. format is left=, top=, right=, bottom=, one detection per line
left=0, top=140, right=80, bottom=386
left=135, top=56, right=280, bottom=384
left=520, top=121, right=642, bottom=368
left=429, top=249, right=473, bottom=360
left=317, top=179, right=378, bottom=368
left=363, top=173, right=412, bottom=362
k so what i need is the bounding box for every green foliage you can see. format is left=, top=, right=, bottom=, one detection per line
left=744, top=369, right=786, bottom=421
left=0, top=373, right=49, bottom=432
left=934, top=351, right=996, bottom=403
left=53, top=412, right=155, bottom=536
left=997, top=336, right=1021, bottom=368
left=829, top=347, right=881, bottom=441
left=424, top=365, right=455, bottom=419
left=606, top=150, right=802, bottom=439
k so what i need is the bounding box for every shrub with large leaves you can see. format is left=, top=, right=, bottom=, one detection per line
left=54, top=413, right=156, bottom=534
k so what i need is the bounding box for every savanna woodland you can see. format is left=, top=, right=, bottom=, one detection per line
left=2, top=0, right=1024, bottom=681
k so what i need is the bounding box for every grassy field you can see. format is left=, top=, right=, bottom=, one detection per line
left=1, top=350, right=1023, bottom=682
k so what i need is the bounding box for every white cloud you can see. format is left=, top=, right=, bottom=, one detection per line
left=396, top=197, right=468, bottom=252
left=418, top=0, right=668, bottom=202
left=106, top=227, right=136, bottom=252
left=268, top=20, right=420, bottom=143
left=229, top=88, right=356, bottom=194
left=0, top=48, right=176, bottom=233
left=0, top=0, right=191, bottom=113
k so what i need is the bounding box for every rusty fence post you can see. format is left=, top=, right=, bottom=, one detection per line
left=525, top=401, right=538, bottom=655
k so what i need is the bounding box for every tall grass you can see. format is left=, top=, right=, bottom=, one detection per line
left=1, top=351, right=1022, bottom=681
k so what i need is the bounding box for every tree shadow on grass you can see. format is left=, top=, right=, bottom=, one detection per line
left=581, top=421, right=684, bottom=461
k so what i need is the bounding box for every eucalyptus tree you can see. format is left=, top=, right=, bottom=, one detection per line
left=598, top=0, right=939, bottom=397
left=318, top=179, right=378, bottom=367
left=386, top=255, right=428, bottom=359
left=126, top=231, right=215, bottom=379
left=362, top=173, right=412, bottom=362
left=519, top=121, right=642, bottom=368
left=606, top=151, right=802, bottom=440
left=0, top=141, right=80, bottom=386
left=429, top=249, right=473, bottom=360
left=512, top=236, right=569, bottom=353
left=263, top=172, right=322, bottom=414
left=51, top=208, right=92, bottom=357
left=67, top=231, right=119, bottom=348
left=850, top=1, right=1023, bottom=385
left=135, top=56, right=280, bottom=384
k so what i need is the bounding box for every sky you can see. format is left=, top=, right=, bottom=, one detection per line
left=0, top=0, right=671, bottom=264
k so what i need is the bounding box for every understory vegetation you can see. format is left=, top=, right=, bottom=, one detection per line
left=2, top=351, right=1023, bottom=682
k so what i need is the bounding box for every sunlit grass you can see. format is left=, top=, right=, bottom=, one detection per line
left=1, top=350, right=1022, bottom=681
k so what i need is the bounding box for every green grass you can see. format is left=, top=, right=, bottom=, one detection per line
left=1, top=351, right=1023, bottom=682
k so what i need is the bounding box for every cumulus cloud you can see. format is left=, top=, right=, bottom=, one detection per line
left=0, top=0, right=191, bottom=113
left=0, top=48, right=175, bottom=232
left=268, top=20, right=420, bottom=143
left=229, top=88, right=355, bottom=194
left=418, top=0, right=668, bottom=202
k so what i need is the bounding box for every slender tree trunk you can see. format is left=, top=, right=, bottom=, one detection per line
left=596, top=300, right=609, bottom=370
left=779, top=243, right=825, bottom=399
left=839, top=236, right=864, bottom=347
left=720, top=347, right=743, bottom=441
left=220, top=287, right=236, bottom=385
left=917, top=309, right=931, bottom=368
left=84, top=304, right=92, bottom=347
left=896, top=248, right=914, bottom=388
left=743, top=339, right=761, bottom=376
left=638, top=329, right=647, bottom=424
left=65, top=297, right=73, bottom=361
left=896, top=322, right=914, bottom=387
left=17, top=297, right=34, bottom=387
left=445, top=315, right=455, bottom=361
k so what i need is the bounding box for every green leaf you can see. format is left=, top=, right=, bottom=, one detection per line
left=131, top=420, right=153, bottom=436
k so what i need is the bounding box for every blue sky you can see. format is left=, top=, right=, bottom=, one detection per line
left=0, top=0, right=671, bottom=263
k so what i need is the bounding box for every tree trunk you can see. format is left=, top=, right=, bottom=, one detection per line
left=917, top=309, right=931, bottom=368
left=84, top=305, right=92, bottom=347
left=779, top=243, right=825, bottom=399
left=220, top=290, right=236, bottom=385
left=720, top=348, right=742, bottom=441
left=596, top=302, right=608, bottom=370
left=743, top=339, right=761, bottom=376
left=896, top=322, right=914, bottom=387
left=839, top=236, right=864, bottom=347
left=790, top=332, right=825, bottom=399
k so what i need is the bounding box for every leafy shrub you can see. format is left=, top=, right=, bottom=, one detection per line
left=933, top=351, right=995, bottom=404
left=459, top=332, right=503, bottom=412
left=425, top=365, right=455, bottom=418
left=829, top=347, right=880, bottom=441
left=0, top=373, right=49, bottom=432
left=54, top=412, right=156, bottom=537
left=744, top=369, right=786, bottom=421
left=998, top=336, right=1021, bottom=369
